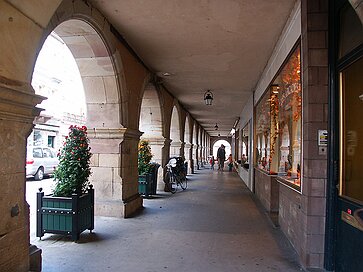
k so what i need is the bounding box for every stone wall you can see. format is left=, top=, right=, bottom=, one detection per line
left=254, top=169, right=279, bottom=212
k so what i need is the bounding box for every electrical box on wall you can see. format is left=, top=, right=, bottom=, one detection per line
left=318, top=130, right=328, bottom=155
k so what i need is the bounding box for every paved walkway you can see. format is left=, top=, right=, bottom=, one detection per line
left=32, top=168, right=303, bottom=272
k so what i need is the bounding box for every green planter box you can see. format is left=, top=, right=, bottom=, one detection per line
left=36, top=185, right=94, bottom=241
left=138, top=163, right=160, bottom=197
left=138, top=174, right=152, bottom=197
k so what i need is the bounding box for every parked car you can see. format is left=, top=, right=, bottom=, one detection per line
left=26, top=146, right=59, bottom=180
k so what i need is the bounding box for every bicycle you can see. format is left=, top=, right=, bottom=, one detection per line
left=164, top=157, right=187, bottom=194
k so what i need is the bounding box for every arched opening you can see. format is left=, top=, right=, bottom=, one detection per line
left=213, top=140, right=232, bottom=159
left=26, top=30, right=88, bottom=237
left=170, top=105, right=181, bottom=157
left=139, top=83, right=163, bottom=184
left=184, top=115, right=192, bottom=173
left=27, top=18, right=125, bottom=239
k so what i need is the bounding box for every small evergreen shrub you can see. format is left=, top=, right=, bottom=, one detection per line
left=53, top=125, right=92, bottom=197
left=138, top=140, right=153, bottom=175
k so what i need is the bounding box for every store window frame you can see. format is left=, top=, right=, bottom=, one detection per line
left=241, top=122, right=250, bottom=169
left=254, top=39, right=302, bottom=193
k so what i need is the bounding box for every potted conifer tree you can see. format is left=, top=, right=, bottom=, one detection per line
left=36, top=125, right=94, bottom=241
left=138, top=140, right=159, bottom=197
left=138, top=140, right=152, bottom=197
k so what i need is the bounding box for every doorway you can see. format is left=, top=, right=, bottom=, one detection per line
left=328, top=1, right=363, bottom=271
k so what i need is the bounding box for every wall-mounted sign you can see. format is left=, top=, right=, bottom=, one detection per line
left=318, top=130, right=328, bottom=146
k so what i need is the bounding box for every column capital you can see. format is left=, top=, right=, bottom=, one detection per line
left=185, top=143, right=193, bottom=149
left=88, top=128, right=143, bottom=140
left=0, top=83, right=44, bottom=123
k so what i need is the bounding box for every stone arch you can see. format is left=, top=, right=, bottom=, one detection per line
left=139, top=83, right=163, bottom=158
left=170, top=104, right=182, bottom=157
left=139, top=83, right=164, bottom=186
left=213, top=139, right=232, bottom=159
left=51, top=20, right=121, bottom=129
left=39, top=1, right=143, bottom=218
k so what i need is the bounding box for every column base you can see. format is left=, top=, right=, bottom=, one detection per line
left=95, top=195, right=143, bottom=218
left=29, top=244, right=42, bottom=272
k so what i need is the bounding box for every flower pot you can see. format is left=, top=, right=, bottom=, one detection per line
left=36, top=185, right=94, bottom=241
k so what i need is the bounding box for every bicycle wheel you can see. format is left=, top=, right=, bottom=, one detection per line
left=164, top=171, right=173, bottom=193
left=179, top=173, right=187, bottom=190
left=169, top=174, right=177, bottom=194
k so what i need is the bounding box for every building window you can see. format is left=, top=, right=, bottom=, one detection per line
left=255, top=44, right=302, bottom=191
left=48, top=135, right=55, bottom=148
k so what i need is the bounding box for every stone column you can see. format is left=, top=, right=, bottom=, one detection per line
left=88, top=128, right=143, bottom=218
left=0, top=84, right=44, bottom=271
left=161, top=138, right=171, bottom=186
left=170, top=141, right=183, bottom=157
left=184, top=143, right=193, bottom=174
left=194, top=144, right=200, bottom=170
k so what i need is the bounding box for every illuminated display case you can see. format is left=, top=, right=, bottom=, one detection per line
left=255, top=44, right=302, bottom=191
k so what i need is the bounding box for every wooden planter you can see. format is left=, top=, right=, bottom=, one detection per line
left=36, top=185, right=94, bottom=241
left=138, top=163, right=160, bottom=197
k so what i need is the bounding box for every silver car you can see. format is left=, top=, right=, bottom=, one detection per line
left=26, top=146, right=59, bottom=180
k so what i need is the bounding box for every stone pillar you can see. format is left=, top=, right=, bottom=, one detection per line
left=161, top=138, right=171, bottom=186
left=0, top=84, right=44, bottom=271
left=88, top=128, right=143, bottom=218
left=300, top=0, right=328, bottom=268
left=194, top=144, right=200, bottom=170
left=170, top=141, right=183, bottom=157
left=184, top=143, right=193, bottom=174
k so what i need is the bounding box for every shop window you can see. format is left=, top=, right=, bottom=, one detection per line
left=255, top=44, right=302, bottom=190
left=339, top=57, right=363, bottom=202
left=241, top=122, right=249, bottom=168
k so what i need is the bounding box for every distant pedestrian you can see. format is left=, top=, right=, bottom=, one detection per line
left=217, top=144, right=226, bottom=171
left=227, top=154, right=233, bottom=172
left=210, top=156, right=215, bottom=170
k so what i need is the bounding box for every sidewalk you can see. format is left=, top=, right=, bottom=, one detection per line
left=32, top=168, right=303, bottom=272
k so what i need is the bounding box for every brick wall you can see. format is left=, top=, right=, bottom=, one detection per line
left=278, top=0, right=329, bottom=269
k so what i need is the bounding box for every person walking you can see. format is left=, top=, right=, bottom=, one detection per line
left=227, top=154, right=233, bottom=172
left=217, top=144, right=226, bottom=171
left=209, top=156, right=215, bottom=170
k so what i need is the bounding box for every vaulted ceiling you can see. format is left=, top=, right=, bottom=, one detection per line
left=90, top=0, right=296, bottom=136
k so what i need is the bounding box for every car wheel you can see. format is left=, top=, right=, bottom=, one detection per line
left=34, top=167, right=44, bottom=181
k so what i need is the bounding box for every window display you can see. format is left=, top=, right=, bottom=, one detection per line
left=241, top=122, right=249, bottom=167
left=255, top=44, right=302, bottom=190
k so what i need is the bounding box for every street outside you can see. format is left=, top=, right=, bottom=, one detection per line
left=26, top=177, right=56, bottom=243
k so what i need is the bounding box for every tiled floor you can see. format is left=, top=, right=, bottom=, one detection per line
left=32, top=168, right=303, bottom=272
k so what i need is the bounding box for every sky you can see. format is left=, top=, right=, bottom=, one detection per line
left=31, top=32, right=86, bottom=118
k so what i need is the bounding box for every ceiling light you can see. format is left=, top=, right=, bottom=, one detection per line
left=204, top=90, right=213, bottom=105
left=359, top=94, right=363, bottom=101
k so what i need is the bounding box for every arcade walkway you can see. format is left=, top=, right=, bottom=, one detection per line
left=33, top=168, right=302, bottom=272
